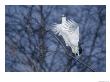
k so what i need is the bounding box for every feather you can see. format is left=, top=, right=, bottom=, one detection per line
left=52, top=16, right=80, bottom=55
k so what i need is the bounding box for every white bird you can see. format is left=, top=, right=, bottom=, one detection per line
left=52, top=15, right=80, bottom=56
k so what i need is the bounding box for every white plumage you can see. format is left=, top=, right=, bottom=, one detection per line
left=52, top=16, right=79, bottom=55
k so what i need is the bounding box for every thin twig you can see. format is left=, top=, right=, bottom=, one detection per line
left=48, top=30, right=95, bottom=72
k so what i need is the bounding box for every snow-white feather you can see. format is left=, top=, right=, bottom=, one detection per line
left=52, top=16, right=79, bottom=55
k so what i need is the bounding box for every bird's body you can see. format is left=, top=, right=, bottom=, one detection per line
left=52, top=16, right=81, bottom=56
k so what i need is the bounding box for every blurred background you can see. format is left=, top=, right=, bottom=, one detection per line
left=5, top=5, right=106, bottom=72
